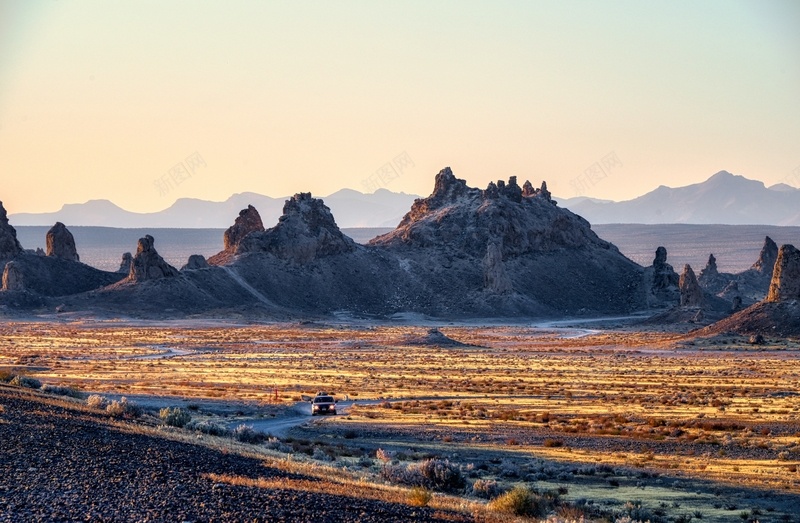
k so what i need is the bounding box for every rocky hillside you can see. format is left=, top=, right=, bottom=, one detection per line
left=35, top=168, right=649, bottom=317
left=701, top=243, right=800, bottom=337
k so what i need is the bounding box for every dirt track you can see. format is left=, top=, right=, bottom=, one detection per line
left=0, top=386, right=467, bottom=522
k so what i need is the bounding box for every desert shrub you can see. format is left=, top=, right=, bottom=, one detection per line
left=543, top=438, right=564, bottom=448
left=9, top=375, right=41, bottom=389
left=232, top=424, right=264, bottom=444
left=86, top=394, right=108, bottom=409
left=407, top=486, right=432, bottom=507
left=159, top=407, right=191, bottom=428
left=106, top=397, right=141, bottom=418
left=0, top=371, right=15, bottom=383
left=417, top=458, right=466, bottom=492
left=488, top=486, right=546, bottom=517
left=41, top=384, right=84, bottom=399
left=471, top=478, right=504, bottom=499
left=312, top=446, right=333, bottom=462
left=382, top=458, right=465, bottom=493
left=186, top=420, right=229, bottom=437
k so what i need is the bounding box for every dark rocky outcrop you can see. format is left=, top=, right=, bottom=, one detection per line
left=767, top=244, right=800, bottom=303
left=679, top=265, right=704, bottom=307
left=701, top=243, right=800, bottom=337
left=117, top=253, right=133, bottom=274
left=182, top=254, right=209, bottom=271
left=128, top=236, right=179, bottom=282
left=224, top=205, right=264, bottom=252
left=237, top=193, right=356, bottom=263
left=46, top=222, right=79, bottom=262
left=751, top=236, right=779, bottom=276
left=483, top=240, right=513, bottom=294
left=2, top=261, right=24, bottom=291
left=643, top=247, right=680, bottom=307
left=0, top=201, right=23, bottom=261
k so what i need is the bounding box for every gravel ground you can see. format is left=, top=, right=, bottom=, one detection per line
left=0, top=387, right=469, bottom=522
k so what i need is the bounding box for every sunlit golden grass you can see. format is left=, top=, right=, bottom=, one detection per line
left=3, top=320, right=800, bottom=499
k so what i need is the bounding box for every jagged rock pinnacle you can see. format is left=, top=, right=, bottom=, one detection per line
left=680, top=264, right=704, bottom=307
left=128, top=235, right=179, bottom=282
left=766, top=244, right=800, bottom=302
left=223, top=205, right=264, bottom=252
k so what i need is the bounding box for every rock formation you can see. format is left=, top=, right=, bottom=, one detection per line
left=643, top=246, right=680, bottom=306
left=223, top=205, right=264, bottom=252
left=766, top=244, right=800, bottom=302
left=117, top=253, right=133, bottom=274
left=237, top=193, right=356, bottom=263
left=0, top=201, right=23, bottom=260
left=182, top=254, right=209, bottom=271
left=751, top=236, right=779, bottom=276
left=697, top=253, right=735, bottom=295
left=483, top=240, right=513, bottom=293
left=46, top=222, right=79, bottom=262
left=128, top=235, right=179, bottom=282
left=679, top=264, right=704, bottom=307
left=2, top=261, right=24, bottom=291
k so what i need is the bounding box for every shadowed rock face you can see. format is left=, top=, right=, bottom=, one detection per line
left=0, top=201, right=23, bottom=260
left=129, top=235, right=179, bottom=282
left=117, top=253, right=133, bottom=274
left=223, top=205, right=264, bottom=252
left=237, top=193, right=356, bottom=263
left=46, top=222, right=79, bottom=262
left=483, top=240, right=513, bottom=293
left=752, top=236, right=779, bottom=275
left=372, top=167, right=607, bottom=257
left=767, top=244, right=800, bottom=302
left=680, top=264, right=704, bottom=307
left=643, top=246, right=680, bottom=306
left=2, top=261, right=24, bottom=291
left=182, top=254, right=209, bottom=271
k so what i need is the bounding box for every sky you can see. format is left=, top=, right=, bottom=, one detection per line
left=1, top=0, right=798, bottom=214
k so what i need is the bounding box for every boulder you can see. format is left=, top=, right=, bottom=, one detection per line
left=766, top=244, right=800, bottom=302
left=182, top=254, right=209, bottom=271
left=128, top=235, right=179, bottom=282
left=0, top=201, right=22, bottom=260
left=46, top=222, right=80, bottom=262
left=679, top=264, right=704, bottom=307
left=223, top=205, right=264, bottom=252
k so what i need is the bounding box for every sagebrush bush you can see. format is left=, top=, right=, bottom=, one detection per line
left=41, top=384, right=84, bottom=399
left=232, top=424, right=264, bottom=444
left=381, top=458, right=465, bottom=493
left=106, top=397, right=141, bottom=418
left=9, top=375, right=42, bottom=389
left=488, top=486, right=546, bottom=517
left=159, top=407, right=191, bottom=428
left=471, top=478, right=504, bottom=499
left=86, top=394, right=108, bottom=409
left=407, top=486, right=432, bottom=507
left=186, top=420, right=230, bottom=437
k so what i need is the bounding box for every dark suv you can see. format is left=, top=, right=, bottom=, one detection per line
left=311, top=394, right=336, bottom=416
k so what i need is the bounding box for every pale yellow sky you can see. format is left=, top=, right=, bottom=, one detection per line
left=1, top=1, right=798, bottom=214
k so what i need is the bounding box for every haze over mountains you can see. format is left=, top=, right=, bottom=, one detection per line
left=10, top=171, right=800, bottom=228
left=560, top=171, right=800, bottom=226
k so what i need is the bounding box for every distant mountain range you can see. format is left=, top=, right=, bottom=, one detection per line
left=10, top=189, right=420, bottom=229
left=10, top=170, right=800, bottom=228
left=559, top=171, right=800, bottom=225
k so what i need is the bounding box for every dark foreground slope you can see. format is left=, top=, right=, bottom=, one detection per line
left=0, top=387, right=464, bottom=523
